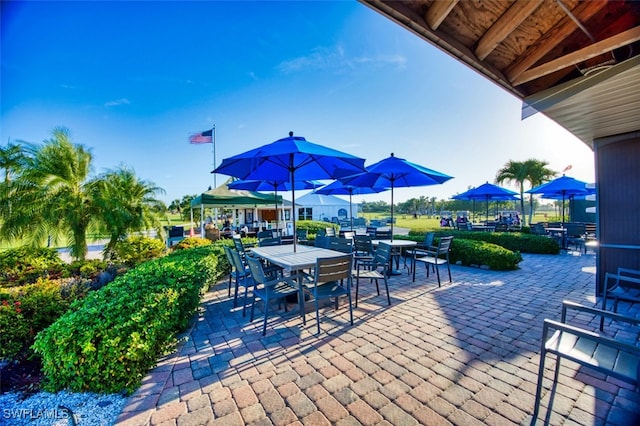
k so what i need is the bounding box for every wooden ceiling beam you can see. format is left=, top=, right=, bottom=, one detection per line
left=512, top=26, right=640, bottom=86
left=425, top=0, right=458, bottom=30
left=506, top=0, right=608, bottom=84
left=475, top=0, right=543, bottom=61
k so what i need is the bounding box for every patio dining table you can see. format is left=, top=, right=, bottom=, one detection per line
left=371, top=239, right=417, bottom=275
left=250, top=245, right=347, bottom=324
left=546, top=227, right=568, bottom=249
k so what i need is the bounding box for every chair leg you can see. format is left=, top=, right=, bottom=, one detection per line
left=228, top=275, right=232, bottom=297
left=383, top=276, right=390, bottom=305
left=531, top=351, right=547, bottom=425
left=315, top=299, right=321, bottom=334
left=355, top=274, right=360, bottom=308
left=435, top=263, right=441, bottom=287
left=242, top=284, right=249, bottom=317
left=262, top=298, right=269, bottom=336
left=446, top=261, right=452, bottom=283
left=347, top=292, right=353, bottom=326
left=250, top=292, right=257, bottom=322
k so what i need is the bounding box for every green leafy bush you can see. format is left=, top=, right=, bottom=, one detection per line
left=0, top=247, right=68, bottom=288
left=172, top=236, right=212, bottom=250
left=1, top=278, right=84, bottom=360
left=397, top=235, right=522, bottom=270
left=449, top=239, right=522, bottom=270
left=111, top=236, right=166, bottom=267
left=407, top=229, right=560, bottom=254
left=297, top=220, right=339, bottom=240
left=32, top=245, right=223, bottom=394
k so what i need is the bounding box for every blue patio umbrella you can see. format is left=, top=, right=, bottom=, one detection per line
left=316, top=180, right=387, bottom=230
left=452, top=182, right=519, bottom=221
left=213, top=132, right=366, bottom=251
left=340, top=153, right=453, bottom=240
left=526, top=175, right=592, bottom=223
left=228, top=178, right=323, bottom=231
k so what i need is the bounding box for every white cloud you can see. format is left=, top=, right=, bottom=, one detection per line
left=277, top=45, right=406, bottom=74
left=104, top=98, right=130, bottom=108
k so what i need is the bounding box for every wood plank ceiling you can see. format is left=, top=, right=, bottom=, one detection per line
left=360, top=0, right=640, bottom=148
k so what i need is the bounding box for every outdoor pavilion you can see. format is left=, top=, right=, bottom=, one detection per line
left=360, top=0, right=640, bottom=294
left=189, top=178, right=283, bottom=236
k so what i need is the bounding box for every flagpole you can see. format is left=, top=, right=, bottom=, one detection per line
left=212, top=125, right=217, bottom=188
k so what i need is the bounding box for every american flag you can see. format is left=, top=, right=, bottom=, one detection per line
left=189, top=129, right=213, bottom=144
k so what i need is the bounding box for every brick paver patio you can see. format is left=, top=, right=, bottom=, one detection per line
left=115, top=249, right=639, bottom=425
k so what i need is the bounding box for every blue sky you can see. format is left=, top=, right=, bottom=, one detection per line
left=1, top=0, right=595, bottom=206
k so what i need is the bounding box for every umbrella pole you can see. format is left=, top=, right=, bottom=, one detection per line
left=390, top=181, right=394, bottom=242
left=349, top=190, right=353, bottom=231
left=274, top=186, right=279, bottom=234
left=290, top=163, right=297, bottom=252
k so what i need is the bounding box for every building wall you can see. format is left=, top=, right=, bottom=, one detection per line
left=594, top=132, right=640, bottom=293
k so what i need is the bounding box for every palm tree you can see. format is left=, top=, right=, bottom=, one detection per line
left=94, top=165, right=166, bottom=257
left=495, top=160, right=528, bottom=225
left=0, top=142, right=28, bottom=216
left=0, top=127, right=166, bottom=260
left=523, top=159, right=556, bottom=225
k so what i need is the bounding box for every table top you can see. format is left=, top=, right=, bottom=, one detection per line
left=251, top=245, right=347, bottom=271
left=546, top=227, right=567, bottom=232
left=371, top=239, right=417, bottom=247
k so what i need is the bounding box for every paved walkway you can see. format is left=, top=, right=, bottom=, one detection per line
left=115, top=249, right=639, bottom=425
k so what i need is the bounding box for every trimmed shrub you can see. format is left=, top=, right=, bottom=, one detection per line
left=111, top=236, right=166, bottom=267
left=449, top=239, right=522, bottom=270
left=1, top=278, right=85, bottom=360
left=397, top=235, right=522, bottom=270
left=32, top=245, right=223, bottom=394
left=407, top=229, right=560, bottom=255
left=0, top=247, right=68, bottom=288
left=172, top=236, right=212, bottom=250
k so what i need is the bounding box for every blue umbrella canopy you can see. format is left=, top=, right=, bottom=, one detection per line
left=213, top=132, right=367, bottom=250
left=526, top=175, right=592, bottom=223
left=228, top=178, right=323, bottom=231
left=341, top=153, right=453, bottom=239
left=452, top=182, right=519, bottom=221
left=316, top=180, right=387, bottom=230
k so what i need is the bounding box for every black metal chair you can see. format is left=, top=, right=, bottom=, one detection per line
left=532, top=301, right=640, bottom=425
left=305, top=254, right=354, bottom=334
left=354, top=242, right=391, bottom=307
left=412, top=236, right=453, bottom=286
left=224, top=246, right=252, bottom=315
left=245, top=256, right=299, bottom=336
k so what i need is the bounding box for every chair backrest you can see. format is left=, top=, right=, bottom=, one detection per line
left=315, top=235, right=331, bottom=249
left=313, top=254, right=353, bottom=287
left=494, top=223, right=508, bottom=232
left=436, top=236, right=454, bottom=256
left=223, top=245, right=235, bottom=270
left=366, top=226, right=377, bottom=236
left=296, top=229, right=308, bottom=240
left=245, top=255, right=267, bottom=286
left=354, top=235, right=374, bottom=256
left=325, top=227, right=336, bottom=237
left=257, top=230, right=275, bottom=240
left=232, top=235, right=246, bottom=253
left=422, top=232, right=435, bottom=248
left=373, top=242, right=392, bottom=267
left=259, top=236, right=282, bottom=247
left=532, top=223, right=547, bottom=235
left=341, top=231, right=355, bottom=240
left=228, top=247, right=247, bottom=274
left=375, top=229, right=392, bottom=239
left=566, top=222, right=586, bottom=237
left=329, top=237, right=354, bottom=253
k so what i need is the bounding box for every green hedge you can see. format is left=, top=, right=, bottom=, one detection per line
left=32, top=245, right=224, bottom=394
left=397, top=235, right=522, bottom=270
left=449, top=239, right=522, bottom=270
left=408, top=229, right=560, bottom=255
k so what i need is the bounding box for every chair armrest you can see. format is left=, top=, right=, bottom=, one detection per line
left=543, top=318, right=640, bottom=356
left=561, top=300, right=640, bottom=326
